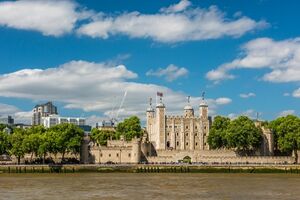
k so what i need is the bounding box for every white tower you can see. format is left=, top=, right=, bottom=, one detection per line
left=156, top=95, right=166, bottom=150
left=146, top=98, right=155, bottom=142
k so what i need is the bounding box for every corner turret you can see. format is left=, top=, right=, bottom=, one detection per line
left=184, top=96, right=194, bottom=117
left=199, top=92, right=208, bottom=120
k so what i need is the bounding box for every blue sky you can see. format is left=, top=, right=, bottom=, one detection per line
left=0, top=0, right=299, bottom=124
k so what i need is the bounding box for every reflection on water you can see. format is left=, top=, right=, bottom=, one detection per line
left=0, top=173, right=299, bottom=200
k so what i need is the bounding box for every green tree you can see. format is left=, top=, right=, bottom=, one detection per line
left=9, top=128, right=26, bottom=164
left=270, top=115, right=300, bottom=163
left=116, top=116, right=143, bottom=141
left=0, top=131, right=10, bottom=155
left=0, top=124, right=6, bottom=132
left=49, top=123, right=84, bottom=160
left=91, top=128, right=117, bottom=146
left=207, top=116, right=230, bottom=149
left=22, top=126, right=46, bottom=161
left=37, top=133, right=50, bottom=164
left=226, top=116, right=262, bottom=152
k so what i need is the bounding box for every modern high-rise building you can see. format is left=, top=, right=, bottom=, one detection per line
left=32, top=102, right=58, bottom=125
left=42, top=115, right=86, bottom=128
left=0, top=115, right=14, bottom=125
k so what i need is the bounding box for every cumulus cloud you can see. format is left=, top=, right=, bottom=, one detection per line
left=77, top=2, right=267, bottom=43
left=0, top=103, right=20, bottom=115
left=0, top=0, right=266, bottom=42
left=239, top=92, right=256, bottom=98
left=146, top=64, right=188, bottom=81
left=228, top=109, right=259, bottom=119
left=293, top=88, right=300, bottom=98
left=215, top=97, right=232, bottom=105
left=0, top=60, right=231, bottom=122
left=160, top=0, right=192, bottom=13
left=279, top=110, right=296, bottom=117
left=0, top=0, right=91, bottom=36
left=206, top=37, right=300, bottom=83
left=0, top=103, right=32, bottom=124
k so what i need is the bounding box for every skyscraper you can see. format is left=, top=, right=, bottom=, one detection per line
left=32, top=102, right=58, bottom=125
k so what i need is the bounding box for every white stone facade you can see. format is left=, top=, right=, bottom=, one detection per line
left=146, top=98, right=210, bottom=151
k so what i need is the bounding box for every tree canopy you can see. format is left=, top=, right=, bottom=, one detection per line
left=207, top=116, right=230, bottom=149
left=116, top=116, right=143, bottom=141
left=208, top=116, right=262, bottom=152
left=226, top=116, right=262, bottom=151
left=1, top=123, right=84, bottom=164
left=269, top=115, right=300, bottom=162
left=91, top=129, right=117, bottom=146
left=0, top=131, right=10, bottom=155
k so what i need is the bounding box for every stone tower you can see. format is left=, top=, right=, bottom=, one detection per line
left=184, top=96, right=194, bottom=118
left=199, top=93, right=209, bottom=150
left=156, top=97, right=166, bottom=150
left=146, top=98, right=155, bottom=142
left=199, top=98, right=208, bottom=120
left=131, top=137, right=141, bottom=163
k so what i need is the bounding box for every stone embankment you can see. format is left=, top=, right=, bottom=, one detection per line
left=1, top=164, right=300, bottom=174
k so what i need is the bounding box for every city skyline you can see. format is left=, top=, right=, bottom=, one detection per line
left=0, top=0, right=299, bottom=125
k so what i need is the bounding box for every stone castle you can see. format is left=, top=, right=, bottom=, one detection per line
left=87, top=95, right=296, bottom=164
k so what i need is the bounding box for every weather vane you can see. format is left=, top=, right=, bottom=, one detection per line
left=201, top=91, right=205, bottom=100
left=187, top=96, right=191, bottom=104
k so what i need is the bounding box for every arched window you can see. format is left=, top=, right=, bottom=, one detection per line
left=166, top=141, right=170, bottom=148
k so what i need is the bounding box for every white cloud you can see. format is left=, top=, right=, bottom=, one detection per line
left=77, top=3, right=267, bottom=43
left=283, top=92, right=290, bottom=97
left=228, top=109, right=259, bottom=119
left=0, top=60, right=231, bottom=122
left=0, top=103, right=20, bottom=115
left=0, top=0, right=91, bottom=36
left=215, top=97, right=232, bottom=105
left=279, top=110, right=295, bottom=117
left=293, top=88, right=300, bottom=98
left=160, top=0, right=192, bottom=13
left=239, top=92, right=256, bottom=98
left=206, top=37, right=300, bottom=83
left=0, top=103, right=32, bottom=124
left=0, top=0, right=266, bottom=42
left=146, top=64, right=188, bottom=81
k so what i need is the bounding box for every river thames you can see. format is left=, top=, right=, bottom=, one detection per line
left=0, top=173, right=299, bottom=200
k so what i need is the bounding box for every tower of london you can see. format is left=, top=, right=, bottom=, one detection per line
left=146, top=95, right=211, bottom=151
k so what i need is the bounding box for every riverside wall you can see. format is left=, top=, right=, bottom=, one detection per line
left=1, top=164, right=300, bottom=174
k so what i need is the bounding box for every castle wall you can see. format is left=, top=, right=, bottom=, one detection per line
left=146, top=149, right=294, bottom=164
left=90, top=138, right=142, bottom=164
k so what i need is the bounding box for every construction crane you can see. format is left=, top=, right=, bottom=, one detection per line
left=101, top=91, right=127, bottom=128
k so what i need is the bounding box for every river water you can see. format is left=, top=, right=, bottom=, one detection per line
left=0, top=173, right=299, bottom=200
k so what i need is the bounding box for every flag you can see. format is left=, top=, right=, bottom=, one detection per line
left=157, top=92, right=163, bottom=97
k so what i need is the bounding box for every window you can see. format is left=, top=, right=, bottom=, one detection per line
left=100, top=153, right=103, bottom=157
left=195, top=126, right=197, bottom=129
left=195, top=142, right=198, bottom=146
left=109, top=154, right=111, bottom=157
left=167, top=132, right=170, bottom=136
left=186, top=126, right=188, bottom=129
left=186, top=142, right=189, bottom=146
left=167, top=141, right=170, bottom=148
left=128, top=153, right=131, bottom=157
left=116, top=153, right=119, bottom=157
left=176, top=132, right=179, bottom=136
left=177, top=141, right=179, bottom=146
left=186, top=133, right=188, bottom=136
